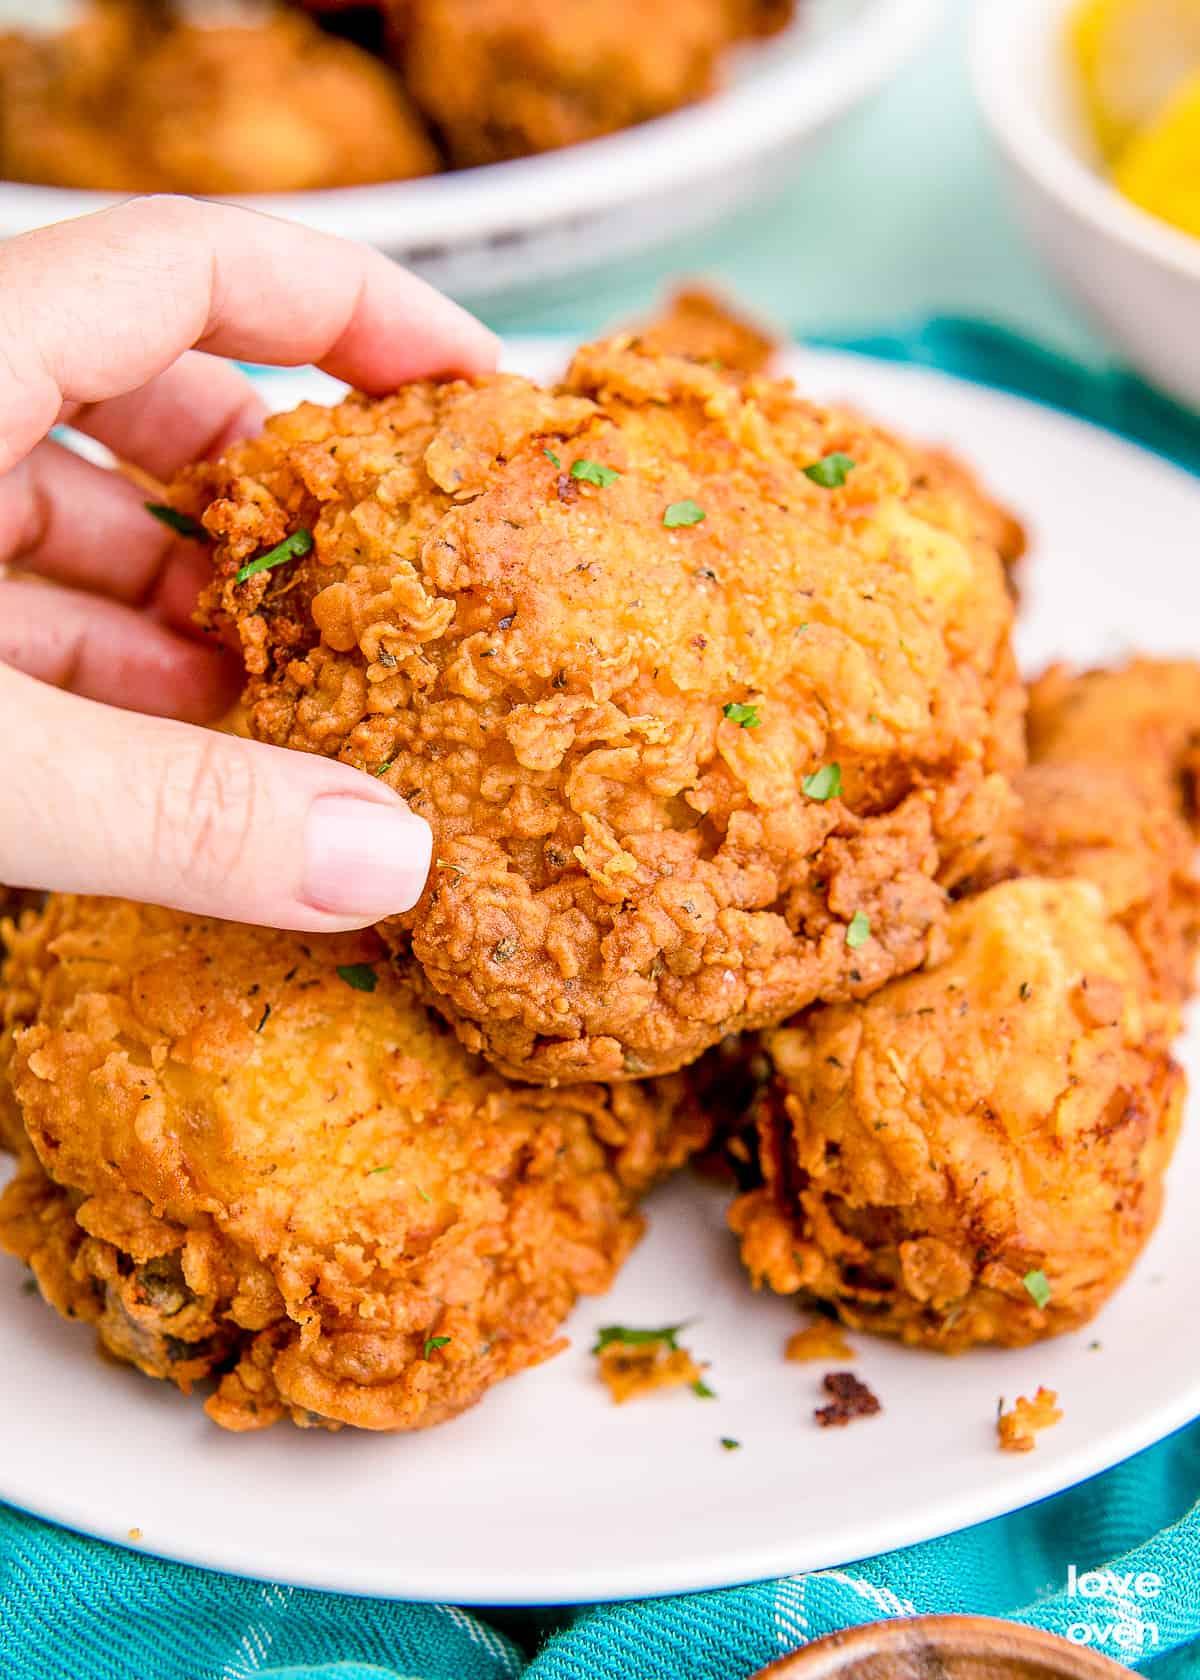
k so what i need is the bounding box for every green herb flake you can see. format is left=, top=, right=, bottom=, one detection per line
left=234, top=527, right=314, bottom=586
left=145, top=502, right=207, bottom=541
left=692, top=1377, right=717, bottom=1400
left=366, top=1166, right=391, bottom=1177
left=592, top=1323, right=686, bottom=1355
left=720, top=1436, right=741, bottom=1451
left=336, top=963, right=377, bottom=993
left=374, top=760, right=394, bottom=778
left=543, top=447, right=562, bottom=469
left=846, top=911, right=871, bottom=950
left=570, top=458, right=621, bottom=488
left=664, top=499, right=706, bottom=529
left=723, top=701, right=761, bottom=730
left=802, top=763, right=842, bottom=802
left=1023, top=1269, right=1051, bottom=1310
left=423, top=1336, right=451, bottom=1359
left=803, top=452, right=856, bottom=489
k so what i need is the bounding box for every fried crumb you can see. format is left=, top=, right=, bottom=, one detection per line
left=814, top=1370, right=880, bottom=1428
left=596, top=1338, right=707, bottom=1405
left=786, top=1321, right=855, bottom=1363
left=997, top=1386, right=1062, bottom=1453
left=127, top=1528, right=143, bottom=1542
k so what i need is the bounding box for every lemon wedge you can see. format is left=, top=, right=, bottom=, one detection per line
left=1113, top=66, right=1200, bottom=234
left=1069, top=0, right=1200, bottom=158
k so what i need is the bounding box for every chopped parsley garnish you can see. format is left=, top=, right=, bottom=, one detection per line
left=374, top=760, right=394, bottom=778
left=691, top=1377, right=717, bottom=1400
left=336, top=963, right=377, bottom=993
left=233, top=527, right=314, bottom=585
left=366, top=1166, right=391, bottom=1176
left=803, top=452, right=856, bottom=489
left=145, top=503, right=207, bottom=541
left=723, top=701, right=761, bottom=730
left=664, top=499, right=705, bottom=529
left=592, top=1323, right=687, bottom=1354
left=423, top=1336, right=451, bottom=1359
left=1023, top=1269, right=1051, bottom=1310
left=845, top=911, right=871, bottom=950
left=720, top=1436, right=741, bottom=1451
left=570, top=458, right=621, bottom=488
left=543, top=447, right=562, bottom=469
left=802, top=763, right=842, bottom=802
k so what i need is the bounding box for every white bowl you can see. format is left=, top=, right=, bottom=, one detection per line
left=972, top=0, right=1200, bottom=410
left=0, top=0, right=938, bottom=306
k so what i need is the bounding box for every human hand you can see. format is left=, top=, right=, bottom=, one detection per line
left=0, top=195, right=498, bottom=930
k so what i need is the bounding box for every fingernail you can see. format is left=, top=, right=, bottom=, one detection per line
left=302, top=796, right=432, bottom=917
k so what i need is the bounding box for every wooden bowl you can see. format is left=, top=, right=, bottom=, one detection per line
left=755, top=1616, right=1135, bottom=1679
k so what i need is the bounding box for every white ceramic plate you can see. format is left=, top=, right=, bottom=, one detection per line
left=2, top=346, right=1198, bottom=1606
left=0, top=0, right=938, bottom=302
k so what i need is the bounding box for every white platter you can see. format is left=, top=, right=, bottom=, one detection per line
left=0, top=0, right=938, bottom=302
left=1, top=345, right=1198, bottom=1605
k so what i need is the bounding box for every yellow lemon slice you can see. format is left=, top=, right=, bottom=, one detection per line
left=1069, top=0, right=1200, bottom=158
left=1113, top=66, right=1200, bottom=234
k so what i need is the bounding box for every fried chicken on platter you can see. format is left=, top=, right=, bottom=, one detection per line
left=399, top=0, right=794, bottom=167
left=186, top=329, right=1025, bottom=1084
left=0, top=898, right=704, bottom=1433
left=728, top=875, right=1183, bottom=1350
left=0, top=1, right=438, bottom=194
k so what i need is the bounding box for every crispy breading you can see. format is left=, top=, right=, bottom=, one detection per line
left=187, top=332, right=1024, bottom=1083
left=728, top=876, right=1183, bottom=1350
left=400, top=0, right=792, bottom=167
left=0, top=897, right=705, bottom=1433
left=627, top=287, right=778, bottom=377
left=997, top=1386, right=1062, bottom=1453
left=0, top=2, right=438, bottom=194
left=595, top=1338, right=707, bottom=1404
left=1028, top=658, right=1200, bottom=834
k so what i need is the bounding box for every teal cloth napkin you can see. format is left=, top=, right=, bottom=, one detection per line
left=5, top=318, right=1200, bottom=1680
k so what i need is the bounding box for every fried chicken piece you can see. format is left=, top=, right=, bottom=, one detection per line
left=1028, top=658, right=1200, bottom=834
left=728, top=875, right=1183, bottom=1350
left=0, top=897, right=705, bottom=1433
left=1016, top=659, right=1200, bottom=1001
left=186, top=331, right=1024, bottom=1084
left=400, top=0, right=789, bottom=167
left=0, top=2, right=438, bottom=194
left=628, top=286, right=778, bottom=377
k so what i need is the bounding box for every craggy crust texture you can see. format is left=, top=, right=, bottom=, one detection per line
left=400, top=0, right=792, bottom=166
left=188, top=335, right=1024, bottom=1084
left=729, top=877, right=1183, bottom=1350
left=1028, top=658, right=1200, bottom=835
left=0, top=898, right=704, bottom=1433
left=0, top=2, right=438, bottom=194
left=1018, top=659, right=1200, bottom=1002
left=628, top=287, right=778, bottom=378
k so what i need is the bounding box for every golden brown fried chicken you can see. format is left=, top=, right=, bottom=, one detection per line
left=728, top=875, right=1183, bottom=1350
left=1028, top=658, right=1200, bottom=833
left=628, top=286, right=778, bottom=377
left=0, top=2, right=437, bottom=194
left=400, top=0, right=791, bottom=167
left=186, top=331, right=1024, bottom=1084
left=0, top=897, right=704, bottom=1433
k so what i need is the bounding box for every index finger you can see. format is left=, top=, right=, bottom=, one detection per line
left=0, top=194, right=500, bottom=475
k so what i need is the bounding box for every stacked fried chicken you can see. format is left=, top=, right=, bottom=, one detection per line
left=2, top=294, right=1196, bottom=1432
left=0, top=0, right=797, bottom=194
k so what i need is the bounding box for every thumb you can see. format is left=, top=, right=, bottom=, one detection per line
left=0, top=666, right=431, bottom=931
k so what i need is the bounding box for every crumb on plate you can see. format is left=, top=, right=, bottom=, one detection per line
left=786, top=1321, right=855, bottom=1363
left=593, top=1324, right=710, bottom=1404
left=997, top=1386, right=1062, bottom=1453
left=814, top=1371, right=880, bottom=1428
